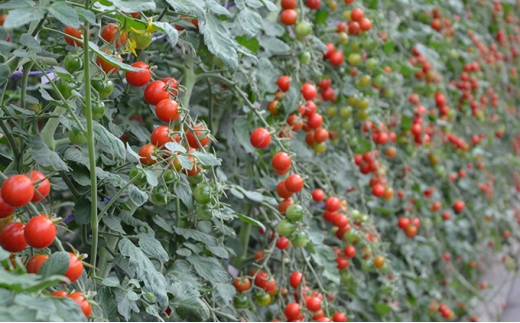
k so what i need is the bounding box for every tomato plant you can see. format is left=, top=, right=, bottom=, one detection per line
left=0, top=0, right=519, bottom=321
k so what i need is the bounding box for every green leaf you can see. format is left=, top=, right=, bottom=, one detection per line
left=75, top=8, right=97, bottom=24
left=126, top=184, right=148, bottom=206
left=236, top=35, right=259, bottom=54
left=0, top=0, right=35, bottom=9
left=110, top=0, right=156, bottom=12
left=20, top=34, right=41, bottom=53
left=165, top=0, right=206, bottom=21
left=213, top=283, right=236, bottom=307
left=96, top=288, right=118, bottom=321
left=118, top=238, right=169, bottom=309
left=138, top=233, right=169, bottom=262
left=103, top=216, right=126, bottom=234
left=88, top=42, right=144, bottom=72
left=186, top=255, right=230, bottom=282
left=234, top=118, right=255, bottom=153
left=153, top=21, right=179, bottom=47
left=375, top=303, right=392, bottom=316
left=173, top=226, right=228, bottom=258
left=26, top=135, right=69, bottom=171
left=102, top=276, right=120, bottom=287
left=0, top=64, right=11, bottom=85
left=170, top=282, right=210, bottom=321
left=73, top=198, right=92, bottom=225
left=236, top=212, right=265, bottom=231
left=199, top=14, right=238, bottom=72
left=315, top=10, right=329, bottom=25
left=49, top=2, right=80, bottom=28
left=3, top=8, right=45, bottom=29
left=0, top=270, right=66, bottom=293
left=191, top=151, right=221, bottom=166
left=38, top=251, right=70, bottom=279
left=174, top=180, right=193, bottom=209
left=93, top=122, right=126, bottom=159
left=176, top=155, right=194, bottom=170
left=237, top=8, right=262, bottom=38
left=206, top=0, right=230, bottom=16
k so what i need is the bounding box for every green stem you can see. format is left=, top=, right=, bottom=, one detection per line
left=54, top=138, right=71, bottom=146
left=98, top=175, right=141, bottom=221
left=231, top=206, right=252, bottom=268
left=59, top=171, right=80, bottom=201
left=181, top=55, right=196, bottom=109
left=82, top=6, right=98, bottom=278
left=0, top=121, right=19, bottom=163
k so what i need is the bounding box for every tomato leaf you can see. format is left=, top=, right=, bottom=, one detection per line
left=235, top=211, right=265, bottom=231
left=199, top=14, right=239, bottom=72
left=2, top=8, right=45, bottom=30
left=37, top=251, right=70, bottom=279
left=48, top=2, right=79, bottom=29
left=191, top=151, right=221, bottom=166
left=212, top=283, right=236, bottom=307
left=169, top=281, right=210, bottom=321
left=26, top=135, right=69, bottom=171
left=186, top=255, right=230, bottom=282
left=237, top=8, right=262, bottom=38
left=109, top=0, right=156, bottom=12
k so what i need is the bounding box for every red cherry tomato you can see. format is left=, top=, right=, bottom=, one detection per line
left=51, top=290, right=68, bottom=297
left=281, top=0, right=297, bottom=9
left=151, top=126, right=174, bottom=148
left=344, top=246, right=356, bottom=258
left=144, top=81, right=170, bottom=105
left=63, top=253, right=84, bottom=284
left=312, top=189, right=325, bottom=202
left=101, top=23, right=127, bottom=48
left=1, top=175, right=34, bottom=207
left=277, top=75, right=291, bottom=92
left=0, top=222, right=27, bottom=252
left=333, top=312, right=348, bottom=322
left=285, top=303, right=301, bottom=319
left=233, top=277, right=251, bottom=293
left=350, top=8, right=364, bottom=21
left=26, top=254, right=49, bottom=274
left=64, top=26, right=90, bottom=47
left=250, top=128, right=272, bottom=149
left=0, top=189, right=15, bottom=218
left=155, top=99, right=180, bottom=123
left=96, top=49, right=122, bottom=74
left=285, top=174, right=303, bottom=193
left=125, top=62, right=151, bottom=87
left=27, top=171, right=50, bottom=203
left=277, top=180, right=294, bottom=199
left=280, top=9, right=298, bottom=25
left=139, top=144, right=157, bottom=165
left=68, top=292, right=92, bottom=318
left=24, top=215, right=56, bottom=249
left=325, top=197, right=340, bottom=211
left=272, top=152, right=291, bottom=171
left=186, top=126, right=210, bottom=149
left=306, top=297, right=322, bottom=312
left=301, top=83, right=317, bottom=100
left=289, top=272, right=303, bottom=288
left=276, top=236, right=290, bottom=249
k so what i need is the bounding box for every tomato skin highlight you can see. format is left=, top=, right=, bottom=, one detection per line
left=1, top=175, right=34, bottom=207
left=24, top=215, right=56, bottom=249
left=0, top=222, right=27, bottom=252
left=250, top=128, right=271, bottom=149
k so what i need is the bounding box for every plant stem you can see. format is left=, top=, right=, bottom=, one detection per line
left=181, top=55, right=195, bottom=109
left=231, top=206, right=252, bottom=268
left=82, top=3, right=98, bottom=278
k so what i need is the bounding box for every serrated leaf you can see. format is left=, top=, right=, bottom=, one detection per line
left=153, top=21, right=179, bottom=47
left=138, top=233, right=169, bottom=262
left=102, top=276, right=120, bottom=287
left=237, top=8, right=262, bottom=38
left=186, top=255, right=229, bottom=282
left=0, top=64, right=10, bottom=85
left=190, top=151, right=220, bottom=166
left=234, top=118, right=254, bottom=153
left=199, top=14, right=238, bottom=72
left=176, top=155, right=193, bottom=170
left=213, top=283, right=236, bottom=307
left=93, top=122, right=126, bottom=159
left=206, top=0, right=230, bottom=16
left=174, top=180, right=192, bottom=208
left=236, top=212, right=265, bottom=231
left=3, top=8, right=44, bottom=29
left=103, top=216, right=126, bottom=234
left=164, top=141, right=186, bottom=153
left=38, top=251, right=70, bottom=279
left=49, top=2, right=80, bottom=28
left=170, top=282, right=210, bottom=320
left=127, top=184, right=148, bottom=206
left=26, top=135, right=69, bottom=171
left=111, top=0, right=156, bottom=12
left=75, top=8, right=96, bottom=24
left=164, top=0, right=206, bottom=21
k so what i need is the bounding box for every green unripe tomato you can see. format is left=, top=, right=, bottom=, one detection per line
left=234, top=294, right=250, bottom=309
left=64, top=55, right=82, bottom=73
left=360, top=214, right=369, bottom=222
left=197, top=204, right=213, bottom=220
left=338, top=32, right=349, bottom=45
left=82, top=101, right=105, bottom=120
left=298, top=51, right=311, bottom=64
left=128, top=31, right=152, bottom=49
left=187, top=173, right=203, bottom=185
left=68, top=127, right=87, bottom=145
left=351, top=209, right=360, bottom=219
left=286, top=204, right=304, bottom=221
left=331, top=138, right=339, bottom=145
left=152, top=186, right=170, bottom=205
left=365, top=58, right=378, bottom=71
left=92, top=78, right=114, bottom=99
left=276, top=219, right=296, bottom=237
left=348, top=53, right=362, bottom=65
left=326, top=106, right=338, bottom=117
left=340, top=106, right=353, bottom=118
left=357, top=110, right=369, bottom=121
left=359, top=75, right=371, bottom=87
left=433, top=165, right=445, bottom=177
left=193, top=184, right=211, bottom=204
left=362, top=37, right=378, bottom=52
left=290, top=231, right=308, bottom=248
left=344, top=230, right=358, bottom=243
left=130, top=167, right=148, bottom=186
left=56, top=79, right=78, bottom=99
left=374, top=75, right=386, bottom=88
left=313, top=142, right=327, bottom=153
left=342, top=10, right=351, bottom=20
left=295, top=22, right=312, bottom=37
left=254, top=291, right=271, bottom=306
left=405, top=143, right=414, bottom=155
left=350, top=40, right=362, bottom=52
left=330, top=119, right=342, bottom=131
left=357, top=97, right=369, bottom=110
left=163, top=169, right=176, bottom=183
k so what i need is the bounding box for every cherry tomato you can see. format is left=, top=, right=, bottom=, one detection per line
left=51, top=290, right=68, bottom=297
left=162, top=77, right=179, bottom=94
left=277, top=75, right=291, bottom=92
left=286, top=204, right=304, bottom=221
left=126, top=62, right=151, bottom=87
left=1, top=175, right=34, bottom=207
left=63, top=55, right=82, bottom=73
left=129, top=167, right=148, bottom=186
left=280, top=9, right=298, bottom=25
left=63, top=253, right=84, bottom=284
left=287, top=114, right=303, bottom=131
left=291, top=231, right=308, bottom=247
left=68, top=292, right=92, bottom=318
left=281, top=0, right=297, bottom=9
left=306, top=0, right=321, bottom=9
left=64, top=26, right=90, bottom=47
left=81, top=101, right=105, bottom=120
left=139, top=144, right=157, bottom=165
left=307, top=113, right=323, bottom=129
left=234, top=277, right=251, bottom=293
left=276, top=218, right=296, bottom=236
left=27, top=171, right=50, bottom=203
left=0, top=189, right=15, bottom=218
left=254, top=291, right=271, bottom=306
left=373, top=256, right=385, bottom=268
left=306, top=297, right=322, bottom=312
left=96, top=49, right=122, bottom=74
left=276, top=236, right=290, bottom=249
left=250, top=128, right=271, bottom=149
left=336, top=257, right=349, bottom=269
left=325, top=197, right=340, bottom=211
left=101, top=23, right=127, bottom=48
left=69, top=127, right=87, bottom=145
left=196, top=204, right=213, bottom=220
left=24, top=215, right=56, bottom=249
left=186, top=126, right=210, bottom=148
left=330, top=51, right=344, bottom=66
left=301, top=83, right=317, bottom=100
left=333, top=312, right=347, bottom=322
left=359, top=18, right=372, bottom=31
left=285, top=174, right=303, bottom=193
left=156, top=99, right=180, bottom=123
left=289, top=272, right=303, bottom=288
left=312, top=189, right=325, bottom=202
left=193, top=185, right=211, bottom=204
left=26, top=254, right=49, bottom=274
left=272, top=152, right=291, bottom=171
left=151, top=126, right=174, bottom=148
left=56, top=79, right=78, bottom=99
left=0, top=222, right=27, bottom=252
left=234, top=293, right=250, bottom=308
left=285, top=303, right=301, bottom=319
left=91, top=77, right=114, bottom=99
left=145, top=81, right=170, bottom=105
left=344, top=246, right=356, bottom=258
left=350, top=8, right=364, bottom=21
